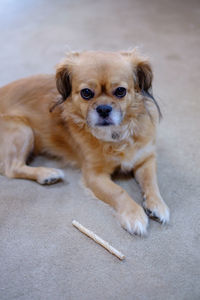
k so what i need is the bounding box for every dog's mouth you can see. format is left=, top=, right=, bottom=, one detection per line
left=95, top=118, right=114, bottom=126
left=87, top=107, right=122, bottom=128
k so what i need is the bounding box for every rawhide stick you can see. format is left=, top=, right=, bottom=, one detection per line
left=72, top=220, right=125, bottom=260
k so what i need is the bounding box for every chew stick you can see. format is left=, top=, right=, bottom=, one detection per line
left=72, top=220, right=125, bottom=260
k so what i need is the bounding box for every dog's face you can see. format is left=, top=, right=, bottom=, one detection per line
left=56, top=51, right=154, bottom=142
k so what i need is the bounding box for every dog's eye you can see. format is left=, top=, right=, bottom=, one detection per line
left=80, top=88, right=94, bottom=100
left=114, top=87, right=127, bottom=98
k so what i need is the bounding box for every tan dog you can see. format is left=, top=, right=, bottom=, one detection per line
left=0, top=50, right=169, bottom=235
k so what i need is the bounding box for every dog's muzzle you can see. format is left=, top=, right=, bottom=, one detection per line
left=87, top=103, right=123, bottom=129
left=96, top=105, right=113, bottom=126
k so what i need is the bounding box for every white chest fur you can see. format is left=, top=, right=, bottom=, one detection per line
left=121, top=141, right=155, bottom=171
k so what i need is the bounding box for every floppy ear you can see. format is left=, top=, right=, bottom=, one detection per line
left=122, top=50, right=162, bottom=119
left=120, top=50, right=153, bottom=93
left=133, top=53, right=162, bottom=119
left=132, top=55, right=153, bottom=93
left=56, top=63, right=72, bottom=101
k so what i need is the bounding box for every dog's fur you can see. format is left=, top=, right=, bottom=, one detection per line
left=0, top=50, right=169, bottom=235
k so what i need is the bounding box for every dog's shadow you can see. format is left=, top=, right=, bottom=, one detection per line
left=111, top=168, right=143, bottom=204
left=111, top=168, right=133, bottom=181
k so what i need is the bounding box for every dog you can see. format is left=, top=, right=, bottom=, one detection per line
left=0, top=50, right=169, bottom=235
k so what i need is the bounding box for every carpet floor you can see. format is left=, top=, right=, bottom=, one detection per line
left=0, top=0, right=200, bottom=299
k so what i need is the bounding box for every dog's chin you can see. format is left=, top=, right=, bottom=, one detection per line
left=88, top=122, right=133, bottom=143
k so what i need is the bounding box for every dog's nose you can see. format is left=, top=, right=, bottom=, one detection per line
left=96, top=105, right=112, bottom=118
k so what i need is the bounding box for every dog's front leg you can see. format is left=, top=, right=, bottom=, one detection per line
left=83, top=168, right=148, bottom=235
left=134, top=155, right=170, bottom=223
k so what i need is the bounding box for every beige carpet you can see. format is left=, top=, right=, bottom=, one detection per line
left=0, top=0, right=200, bottom=299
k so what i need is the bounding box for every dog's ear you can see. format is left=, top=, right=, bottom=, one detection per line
left=121, top=50, right=161, bottom=119
left=121, top=50, right=153, bottom=93
left=56, top=63, right=72, bottom=101
left=50, top=53, right=78, bottom=112
left=135, top=59, right=153, bottom=93
left=132, top=53, right=153, bottom=94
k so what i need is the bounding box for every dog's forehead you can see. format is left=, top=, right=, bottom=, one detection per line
left=72, top=52, right=132, bottom=84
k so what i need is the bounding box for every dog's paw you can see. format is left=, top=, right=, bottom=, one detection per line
left=143, top=196, right=170, bottom=224
left=37, top=168, right=64, bottom=185
left=117, top=205, right=149, bottom=236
